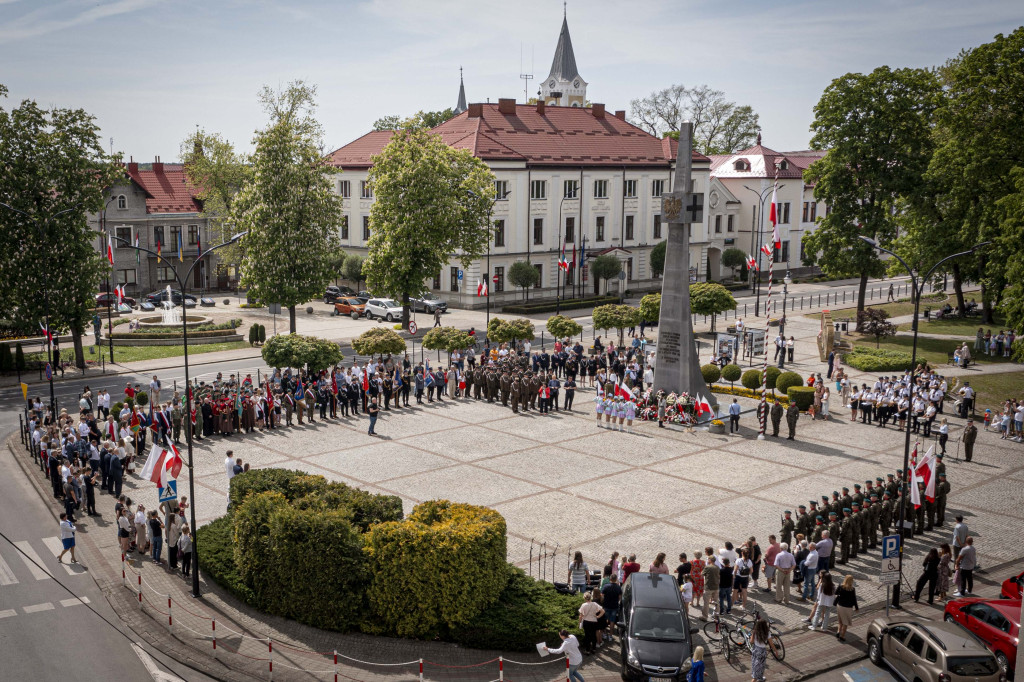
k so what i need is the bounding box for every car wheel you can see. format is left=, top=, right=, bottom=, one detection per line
left=386, top=313, right=394, bottom=322
left=324, top=298, right=330, bottom=304
left=943, top=614, right=955, bottom=623
left=867, top=636, right=882, bottom=666
left=995, top=652, right=1009, bottom=677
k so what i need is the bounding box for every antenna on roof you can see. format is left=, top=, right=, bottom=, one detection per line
left=519, top=43, right=534, bottom=104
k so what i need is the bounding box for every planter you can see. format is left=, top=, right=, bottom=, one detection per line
left=709, top=423, right=726, bottom=435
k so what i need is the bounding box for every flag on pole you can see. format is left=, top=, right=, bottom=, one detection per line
left=177, top=230, right=184, bottom=262
left=914, top=445, right=937, bottom=502
left=38, top=322, right=53, bottom=346
left=769, top=184, right=778, bottom=228
left=140, top=444, right=183, bottom=490
left=107, top=234, right=115, bottom=265
left=134, top=232, right=140, bottom=264
left=477, top=278, right=487, bottom=297
left=196, top=230, right=202, bottom=257
left=746, top=255, right=759, bottom=272
left=761, top=243, right=773, bottom=258
left=571, top=241, right=577, bottom=270
left=558, top=241, right=568, bottom=271
left=156, top=239, right=162, bottom=263
left=115, top=284, right=124, bottom=305
left=579, top=236, right=586, bottom=270
left=614, top=381, right=632, bottom=399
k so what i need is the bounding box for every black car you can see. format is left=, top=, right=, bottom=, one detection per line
left=324, top=285, right=356, bottom=304
left=618, top=573, right=697, bottom=681
left=95, top=292, right=137, bottom=308
left=145, top=289, right=197, bottom=307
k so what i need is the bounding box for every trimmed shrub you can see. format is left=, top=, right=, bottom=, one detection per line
left=233, top=491, right=290, bottom=606
left=701, top=363, right=721, bottom=384
left=501, top=296, right=618, bottom=315
left=367, top=500, right=507, bottom=638
left=0, top=344, right=11, bottom=372
left=258, top=324, right=266, bottom=344
left=741, top=369, right=762, bottom=390
left=765, top=366, right=781, bottom=391
left=248, top=325, right=258, bottom=345
left=787, top=386, right=816, bottom=411
left=843, top=347, right=913, bottom=372
left=721, top=363, right=742, bottom=386
left=196, top=514, right=253, bottom=603
left=134, top=390, right=149, bottom=407
left=111, top=401, right=124, bottom=417
left=712, top=385, right=790, bottom=405
left=775, top=371, right=803, bottom=395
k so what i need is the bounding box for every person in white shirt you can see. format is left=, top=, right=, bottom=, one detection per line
left=544, top=630, right=584, bottom=682
left=728, top=399, right=742, bottom=434
left=149, top=375, right=161, bottom=405
left=773, top=544, right=796, bottom=605
left=57, top=513, right=77, bottom=564
left=801, top=543, right=820, bottom=601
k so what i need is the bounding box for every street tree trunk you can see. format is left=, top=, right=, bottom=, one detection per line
left=288, top=305, right=297, bottom=334
left=401, top=292, right=411, bottom=331
left=71, top=323, right=85, bottom=370
left=856, top=271, right=869, bottom=330
left=951, top=263, right=966, bottom=317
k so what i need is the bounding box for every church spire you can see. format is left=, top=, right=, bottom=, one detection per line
left=547, top=11, right=579, bottom=82
left=454, top=66, right=467, bottom=115
left=540, top=7, right=586, bottom=107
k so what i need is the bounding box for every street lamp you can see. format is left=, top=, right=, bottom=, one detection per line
left=859, top=235, right=989, bottom=609
left=100, top=196, right=117, bottom=363
left=743, top=185, right=777, bottom=317
left=778, top=271, right=792, bottom=368
left=0, top=201, right=82, bottom=416
left=556, top=193, right=573, bottom=316
left=468, top=188, right=510, bottom=341
left=116, top=230, right=247, bottom=598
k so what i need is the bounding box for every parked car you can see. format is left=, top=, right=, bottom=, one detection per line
left=618, top=572, right=697, bottom=681
left=145, top=289, right=197, bottom=307
left=945, top=598, right=1020, bottom=677
left=333, top=297, right=366, bottom=319
left=867, top=616, right=1005, bottom=682
left=357, top=290, right=374, bottom=300
left=364, top=298, right=403, bottom=322
left=324, top=285, right=355, bottom=304
left=95, top=292, right=136, bottom=308
left=411, top=293, right=447, bottom=314
left=1001, top=571, right=1023, bottom=600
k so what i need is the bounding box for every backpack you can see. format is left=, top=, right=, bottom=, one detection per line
left=738, top=562, right=751, bottom=577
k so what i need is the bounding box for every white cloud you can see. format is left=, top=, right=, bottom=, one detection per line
left=0, top=0, right=158, bottom=44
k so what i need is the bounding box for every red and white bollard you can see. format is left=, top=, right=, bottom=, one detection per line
left=167, top=595, right=173, bottom=630
left=499, top=656, right=504, bottom=681
left=138, top=573, right=143, bottom=609
left=267, top=638, right=273, bottom=680
left=212, top=619, right=217, bottom=658
left=121, top=553, right=126, bottom=586
left=333, top=649, right=338, bottom=682
left=566, top=655, right=570, bottom=682
left=419, top=658, right=424, bottom=682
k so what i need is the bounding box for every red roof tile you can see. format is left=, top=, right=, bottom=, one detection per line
left=326, top=131, right=395, bottom=169
left=124, top=163, right=202, bottom=214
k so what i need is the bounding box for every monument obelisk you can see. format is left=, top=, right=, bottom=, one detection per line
left=653, top=121, right=714, bottom=411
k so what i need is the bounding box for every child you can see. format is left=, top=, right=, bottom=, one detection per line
left=594, top=390, right=605, bottom=427
left=624, top=397, right=637, bottom=434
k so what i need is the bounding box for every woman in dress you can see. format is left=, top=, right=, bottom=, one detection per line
left=820, top=386, right=831, bottom=420
left=649, top=552, right=670, bottom=575
left=937, top=543, right=953, bottom=601
left=850, top=386, right=860, bottom=422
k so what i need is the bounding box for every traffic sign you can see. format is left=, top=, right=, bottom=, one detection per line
left=878, top=556, right=900, bottom=585
left=45, top=363, right=52, bottom=381
left=882, top=534, right=901, bottom=559
left=158, top=480, right=178, bottom=502
left=493, top=274, right=500, bottom=284
left=408, top=321, right=418, bottom=335
left=457, top=270, right=464, bottom=281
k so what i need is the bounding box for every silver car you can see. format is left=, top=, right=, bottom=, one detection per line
left=411, top=294, right=447, bottom=314
left=867, top=616, right=1005, bottom=682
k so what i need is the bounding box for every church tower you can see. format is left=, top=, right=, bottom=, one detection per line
left=454, top=67, right=467, bottom=115
left=539, top=9, right=587, bottom=107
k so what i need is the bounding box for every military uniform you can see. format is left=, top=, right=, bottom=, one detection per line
left=795, top=506, right=810, bottom=540
left=171, top=404, right=183, bottom=444
left=839, top=509, right=854, bottom=564
left=829, top=492, right=842, bottom=519
left=840, top=488, right=853, bottom=515
left=914, top=485, right=927, bottom=533
left=867, top=495, right=880, bottom=548
left=780, top=512, right=795, bottom=546
left=827, top=513, right=841, bottom=568
left=510, top=376, right=521, bottom=413
left=936, top=474, right=950, bottom=526
left=811, top=517, right=825, bottom=543
left=924, top=493, right=935, bottom=531
left=854, top=503, right=869, bottom=552
left=500, top=374, right=510, bottom=406
left=852, top=484, right=865, bottom=509
left=770, top=402, right=784, bottom=437
left=880, top=494, right=893, bottom=536
left=486, top=371, right=498, bottom=402
left=785, top=403, right=799, bottom=440
left=884, top=474, right=898, bottom=500
left=962, top=422, right=977, bottom=462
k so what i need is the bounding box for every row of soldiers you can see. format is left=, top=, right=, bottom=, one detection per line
left=780, top=460, right=952, bottom=565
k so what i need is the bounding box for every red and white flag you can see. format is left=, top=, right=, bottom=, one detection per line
left=477, top=279, right=487, bottom=297
left=107, top=235, right=115, bottom=265
left=614, top=381, right=633, bottom=400
left=39, top=322, right=52, bottom=346
left=697, top=394, right=713, bottom=418
left=694, top=394, right=707, bottom=417
left=139, top=444, right=183, bottom=490
left=914, top=444, right=937, bottom=502
left=746, top=255, right=759, bottom=272
left=761, top=243, right=773, bottom=258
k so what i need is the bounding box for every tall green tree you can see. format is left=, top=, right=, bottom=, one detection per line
left=689, top=283, right=737, bottom=332
left=802, top=66, right=940, bottom=314
left=721, top=248, right=746, bottom=280
left=372, top=109, right=456, bottom=132
left=649, top=241, right=667, bottom=278
left=0, top=85, right=121, bottom=368
left=233, top=81, right=343, bottom=332
left=590, top=254, right=622, bottom=295
left=508, top=260, right=539, bottom=301
left=363, top=127, right=494, bottom=330
left=341, top=254, right=364, bottom=289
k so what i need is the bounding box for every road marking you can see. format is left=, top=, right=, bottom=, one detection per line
left=132, top=642, right=184, bottom=682
left=13, top=540, right=51, bottom=580
left=0, top=609, right=16, bottom=619
left=0, top=552, right=18, bottom=586
left=22, top=602, right=54, bottom=613
left=59, top=597, right=90, bottom=607
left=40, top=536, right=85, bottom=575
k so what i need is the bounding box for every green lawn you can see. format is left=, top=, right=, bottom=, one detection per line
left=961, top=370, right=1024, bottom=413
left=898, top=314, right=1007, bottom=336
left=806, top=294, right=950, bottom=321
left=27, top=340, right=251, bottom=365
left=850, top=334, right=1019, bottom=367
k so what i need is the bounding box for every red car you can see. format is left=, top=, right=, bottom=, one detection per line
left=1002, top=571, right=1023, bottom=600
left=944, top=597, right=1020, bottom=677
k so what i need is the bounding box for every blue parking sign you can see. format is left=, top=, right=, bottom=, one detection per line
left=882, top=534, right=900, bottom=559
left=457, top=270, right=464, bottom=280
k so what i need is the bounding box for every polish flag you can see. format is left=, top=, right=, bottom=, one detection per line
left=746, top=255, right=759, bottom=272
left=769, top=184, right=778, bottom=228
left=761, top=243, right=773, bottom=258
left=140, top=444, right=183, bottom=489
left=477, top=279, right=487, bottom=297
left=914, top=445, right=937, bottom=502
left=107, top=235, right=115, bottom=265
left=114, top=284, right=125, bottom=305
left=614, top=381, right=633, bottom=399
left=39, top=322, right=53, bottom=346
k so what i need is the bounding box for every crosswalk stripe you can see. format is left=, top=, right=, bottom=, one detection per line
left=22, top=602, right=54, bottom=613
left=0, top=553, right=18, bottom=586
left=40, top=537, right=83, bottom=576
left=0, top=609, right=15, bottom=619
left=59, top=597, right=89, bottom=607
left=12, top=541, right=51, bottom=580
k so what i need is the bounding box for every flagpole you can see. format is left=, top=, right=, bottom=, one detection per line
left=758, top=185, right=778, bottom=440
left=102, top=196, right=116, bottom=363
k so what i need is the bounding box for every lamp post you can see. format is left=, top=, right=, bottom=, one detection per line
left=556, top=194, right=572, bottom=316
left=743, top=185, right=777, bottom=317
left=778, top=271, right=792, bottom=368
left=100, top=196, right=117, bottom=363
left=115, top=230, right=247, bottom=598
left=1, top=202, right=82, bottom=416
left=467, top=188, right=510, bottom=342
left=859, top=235, right=989, bottom=609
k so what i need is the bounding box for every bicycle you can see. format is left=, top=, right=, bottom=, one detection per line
left=731, top=607, right=785, bottom=662
left=701, top=609, right=734, bottom=661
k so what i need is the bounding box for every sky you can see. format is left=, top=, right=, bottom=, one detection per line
left=1, top=0, right=1021, bottom=162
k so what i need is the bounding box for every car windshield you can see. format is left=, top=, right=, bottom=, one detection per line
left=381, top=300, right=397, bottom=308
left=947, top=656, right=998, bottom=676
left=630, top=607, right=687, bottom=641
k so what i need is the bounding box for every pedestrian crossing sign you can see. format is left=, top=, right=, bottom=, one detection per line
left=158, top=480, right=177, bottom=502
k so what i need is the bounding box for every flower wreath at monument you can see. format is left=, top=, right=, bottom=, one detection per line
left=636, top=389, right=697, bottom=424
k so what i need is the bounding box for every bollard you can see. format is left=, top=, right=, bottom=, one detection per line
left=419, top=658, right=424, bottom=682
left=268, top=638, right=273, bottom=680
left=844, top=291, right=846, bottom=304
left=500, top=656, right=504, bottom=681
left=334, top=650, right=338, bottom=682
left=168, top=595, right=173, bottom=630
left=212, top=619, right=217, bottom=657
left=122, top=553, right=127, bottom=586
left=138, top=573, right=143, bottom=608
left=566, top=655, right=570, bottom=682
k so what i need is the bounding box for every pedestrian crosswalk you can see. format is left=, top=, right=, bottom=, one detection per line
left=1, top=536, right=90, bottom=586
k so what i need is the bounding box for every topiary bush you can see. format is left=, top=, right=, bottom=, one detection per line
left=248, top=325, right=258, bottom=346
left=258, top=324, right=266, bottom=344
left=775, top=371, right=803, bottom=395
left=721, top=363, right=742, bottom=387
left=134, top=390, right=149, bottom=407
left=701, top=363, right=722, bottom=384
left=843, top=347, right=913, bottom=372
left=787, top=386, right=816, bottom=411
left=367, top=500, right=507, bottom=638
left=741, top=369, right=762, bottom=390
left=196, top=514, right=254, bottom=603
left=765, top=366, right=781, bottom=392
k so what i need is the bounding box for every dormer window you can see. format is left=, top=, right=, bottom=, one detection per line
left=777, top=160, right=789, bottom=170
left=733, top=159, right=750, bottom=171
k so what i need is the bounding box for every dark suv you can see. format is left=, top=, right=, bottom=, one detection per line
left=618, top=573, right=697, bottom=681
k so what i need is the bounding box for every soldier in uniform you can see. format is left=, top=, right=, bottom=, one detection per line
left=510, top=373, right=521, bottom=414
left=936, top=473, right=950, bottom=526
left=924, top=486, right=935, bottom=531
left=840, top=486, right=853, bottom=514
left=867, top=494, right=880, bottom=548
left=171, top=401, right=183, bottom=444
left=848, top=503, right=862, bottom=557
left=770, top=399, right=784, bottom=437
left=829, top=491, right=842, bottom=519
left=500, top=371, right=510, bottom=407
left=283, top=392, right=295, bottom=426
left=839, top=508, right=854, bottom=564
left=808, top=500, right=820, bottom=527
left=820, top=495, right=832, bottom=521
left=880, top=492, right=893, bottom=536
left=864, top=479, right=875, bottom=501
left=935, top=453, right=946, bottom=478
left=811, top=515, right=825, bottom=543
left=795, top=504, right=809, bottom=540
left=855, top=502, right=870, bottom=553
left=962, top=419, right=978, bottom=462
left=914, top=483, right=927, bottom=533
left=780, top=510, right=795, bottom=546
left=785, top=401, right=800, bottom=440
left=523, top=374, right=535, bottom=411
left=486, top=369, right=498, bottom=403
left=885, top=473, right=898, bottom=500
left=827, top=511, right=841, bottom=568
left=852, top=483, right=865, bottom=508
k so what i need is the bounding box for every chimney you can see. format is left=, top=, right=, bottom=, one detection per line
left=614, top=110, right=626, bottom=120
left=497, top=98, right=517, bottom=115
left=592, top=103, right=605, bottom=119
left=467, top=103, right=483, bottom=118
left=127, top=157, right=138, bottom=174
left=536, top=100, right=546, bottom=115
left=152, top=155, right=163, bottom=173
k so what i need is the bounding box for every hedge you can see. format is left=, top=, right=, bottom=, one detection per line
left=367, top=500, right=507, bottom=638
left=700, top=363, right=722, bottom=384
left=775, top=371, right=803, bottom=395
left=110, top=329, right=240, bottom=340
left=787, top=386, right=816, bottom=411
left=196, top=514, right=253, bottom=603
left=843, top=347, right=914, bottom=372
left=502, top=296, right=618, bottom=315
left=711, top=384, right=790, bottom=405
left=741, top=369, right=762, bottom=390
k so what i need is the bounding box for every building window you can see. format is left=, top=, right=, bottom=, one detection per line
left=494, top=219, right=505, bottom=247
left=362, top=216, right=370, bottom=240
left=653, top=215, right=662, bottom=239
left=565, top=217, right=575, bottom=243
left=116, top=268, right=137, bottom=285
left=810, top=202, right=817, bottom=221
left=450, top=267, right=459, bottom=292
left=775, top=202, right=791, bottom=224
left=533, top=263, right=542, bottom=288
left=339, top=180, right=351, bottom=198
left=153, top=226, right=164, bottom=248
left=714, top=215, right=722, bottom=234
left=595, top=216, right=605, bottom=242
left=157, top=266, right=176, bottom=282
left=115, top=226, right=133, bottom=246
left=117, top=195, right=127, bottom=209
left=733, top=159, right=749, bottom=171
left=651, top=179, right=664, bottom=197
left=563, top=180, right=579, bottom=199
left=781, top=240, right=791, bottom=263
left=825, top=203, right=832, bottom=217
left=625, top=215, right=635, bottom=241
left=493, top=266, right=504, bottom=293
left=530, top=180, right=546, bottom=200
left=340, top=216, right=349, bottom=240
left=187, top=225, right=199, bottom=245
left=727, top=215, right=734, bottom=232
left=533, top=218, right=543, bottom=245
left=593, top=180, right=608, bottom=199
left=494, top=180, right=509, bottom=200
left=432, top=273, right=440, bottom=290
left=169, top=225, right=181, bottom=246
left=360, top=181, right=373, bottom=199
left=623, top=179, right=637, bottom=198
